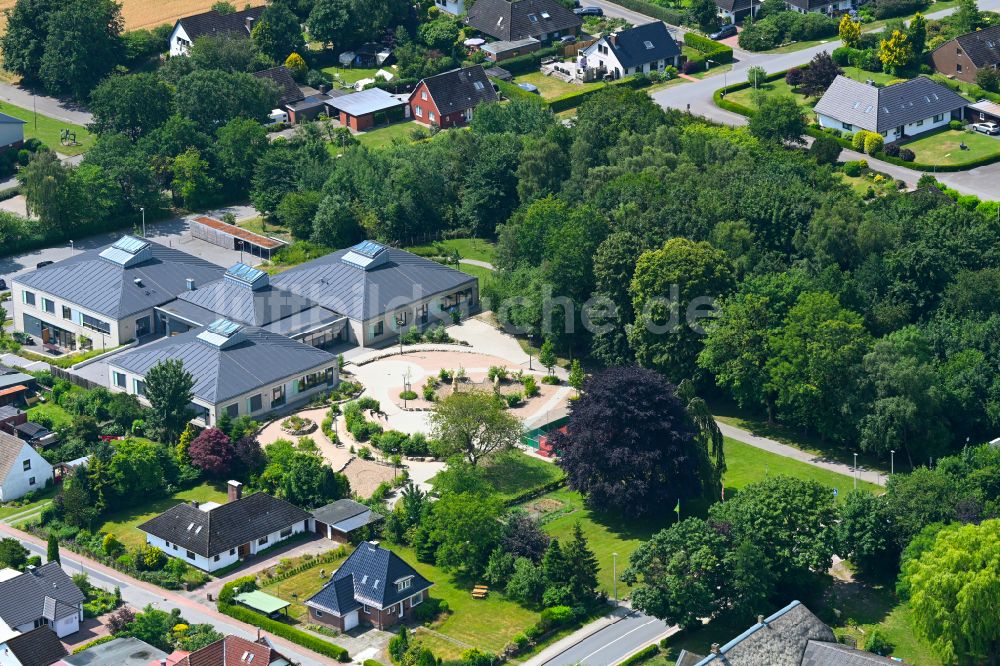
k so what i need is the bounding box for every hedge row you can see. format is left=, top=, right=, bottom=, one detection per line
left=683, top=32, right=734, bottom=64
left=263, top=547, right=348, bottom=587
left=219, top=603, right=350, bottom=662
left=502, top=477, right=567, bottom=507
left=610, top=0, right=687, bottom=26
left=495, top=78, right=545, bottom=105
left=500, top=45, right=562, bottom=76
left=621, top=644, right=661, bottom=665
left=547, top=75, right=654, bottom=113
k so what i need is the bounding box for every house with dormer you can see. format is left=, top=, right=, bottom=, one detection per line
left=0, top=563, right=85, bottom=640
left=305, top=542, right=432, bottom=631
left=168, top=6, right=265, bottom=56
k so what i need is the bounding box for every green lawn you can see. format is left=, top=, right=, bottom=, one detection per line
left=262, top=552, right=350, bottom=623
left=407, top=238, right=496, bottom=264
left=98, top=482, right=228, bottom=549
left=482, top=450, right=564, bottom=500
left=354, top=121, right=422, bottom=150
left=238, top=216, right=291, bottom=241
left=27, top=399, right=75, bottom=430
left=0, top=486, right=56, bottom=520
left=458, top=264, right=495, bottom=291
left=393, top=545, right=540, bottom=654
left=726, top=67, right=894, bottom=120
left=900, top=127, right=1000, bottom=165
left=511, top=71, right=601, bottom=101
left=834, top=599, right=941, bottom=665
left=320, top=66, right=382, bottom=86
left=0, top=101, right=95, bottom=156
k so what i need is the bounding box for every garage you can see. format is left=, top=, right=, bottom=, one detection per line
left=343, top=610, right=359, bottom=631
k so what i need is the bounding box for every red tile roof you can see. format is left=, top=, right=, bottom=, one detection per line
left=190, top=216, right=286, bottom=250
left=173, top=636, right=285, bottom=666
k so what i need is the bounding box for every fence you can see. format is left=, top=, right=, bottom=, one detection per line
left=49, top=366, right=102, bottom=391
left=521, top=415, right=569, bottom=449
left=562, top=38, right=598, bottom=58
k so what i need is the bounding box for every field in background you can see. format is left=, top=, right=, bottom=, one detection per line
left=0, top=0, right=266, bottom=31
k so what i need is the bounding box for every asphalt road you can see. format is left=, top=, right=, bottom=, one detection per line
left=0, top=81, right=92, bottom=126
left=542, top=610, right=674, bottom=666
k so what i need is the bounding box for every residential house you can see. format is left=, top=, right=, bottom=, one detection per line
left=166, top=635, right=291, bottom=666
left=325, top=88, right=409, bottom=131
left=269, top=240, right=479, bottom=347
left=0, top=431, right=51, bottom=501
left=409, top=65, right=499, bottom=128
left=0, top=626, right=67, bottom=666
left=107, top=317, right=339, bottom=428
left=480, top=37, right=541, bottom=62
left=931, top=24, right=1000, bottom=84
left=11, top=236, right=224, bottom=352
left=138, top=481, right=312, bottom=573
left=783, top=0, right=851, bottom=14
left=169, top=6, right=265, bottom=56
left=0, top=114, right=24, bottom=154
left=715, top=0, right=755, bottom=24
left=678, top=600, right=897, bottom=665
left=252, top=67, right=331, bottom=124
left=814, top=75, right=967, bottom=141
left=466, top=0, right=582, bottom=42
left=311, top=499, right=383, bottom=543
left=56, top=637, right=166, bottom=666
left=433, top=0, right=465, bottom=16
left=0, top=563, right=85, bottom=640
left=580, top=22, right=681, bottom=80
left=305, top=542, right=432, bottom=631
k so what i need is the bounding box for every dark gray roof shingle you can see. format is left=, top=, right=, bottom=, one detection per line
left=467, top=0, right=581, bottom=41
left=306, top=542, right=432, bottom=613
left=109, top=324, right=337, bottom=404
left=269, top=244, right=477, bottom=321
left=801, top=641, right=898, bottom=666
left=14, top=239, right=224, bottom=320
left=416, top=65, right=499, bottom=117
left=814, top=75, right=967, bottom=133
left=138, top=492, right=311, bottom=558
left=0, top=563, right=85, bottom=630
left=600, top=22, right=680, bottom=69
left=175, top=6, right=265, bottom=42
left=4, top=627, right=68, bottom=666
left=312, top=499, right=383, bottom=530
left=952, top=24, right=1000, bottom=68
left=252, top=66, right=305, bottom=107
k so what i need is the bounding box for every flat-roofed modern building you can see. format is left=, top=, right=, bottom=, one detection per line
left=269, top=241, right=478, bottom=347
left=107, top=318, right=339, bottom=427
left=11, top=236, right=224, bottom=352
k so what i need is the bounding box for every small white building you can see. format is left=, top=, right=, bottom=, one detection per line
left=0, top=113, right=24, bottom=154
left=580, top=22, right=681, bottom=80
left=433, top=0, right=465, bottom=15
left=814, top=75, right=968, bottom=142
left=168, top=6, right=264, bottom=56
left=0, top=432, right=51, bottom=502
left=0, top=563, right=85, bottom=640
left=139, top=481, right=312, bottom=573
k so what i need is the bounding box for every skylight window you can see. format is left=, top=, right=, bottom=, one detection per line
left=187, top=522, right=195, bottom=531
left=644, top=40, right=654, bottom=49
left=865, top=105, right=873, bottom=113
left=852, top=101, right=861, bottom=109
left=528, top=13, right=538, bottom=22
left=497, top=16, right=503, bottom=25
left=473, top=81, right=485, bottom=90
left=541, top=11, right=550, bottom=18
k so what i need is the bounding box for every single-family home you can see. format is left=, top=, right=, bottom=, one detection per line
left=814, top=75, right=967, bottom=141
left=167, top=635, right=291, bottom=666
left=433, top=0, right=465, bottom=15
left=311, top=499, right=383, bottom=543
left=56, top=636, right=166, bottom=666
left=107, top=316, right=339, bottom=428
left=677, top=600, right=896, bottom=665
left=305, top=542, right=432, bottom=631
left=0, top=431, right=51, bottom=501
left=252, top=67, right=331, bottom=125
left=783, top=0, right=851, bottom=14
left=931, top=24, right=1000, bottom=84
left=0, top=563, right=86, bottom=640
left=0, top=626, right=67, bottom=666
left=715, top=0, right=755, bottom=24
left=11, top=236, right=224, bottom=352
left=480, top=37, right=541, bottom=62
left=0, top=113, right=25, bottom=155
left=269, top=240, right=479, bottom=347
left=325, top=88, right=410, bottom=131
left=139, top=481, right=312, bottom=573
left=467, top=0, right=582, bottom=42
left=580, top=22, right=681, bottom=80
left=409, top=65, right=499, bottom=128
left=168, top=6, right=265, bottom=56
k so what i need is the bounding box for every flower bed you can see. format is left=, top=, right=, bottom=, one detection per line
left=280, top=415, right=316, bottom=436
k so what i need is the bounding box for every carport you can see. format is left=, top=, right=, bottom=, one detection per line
left=234, top=590, right=291, bottom=618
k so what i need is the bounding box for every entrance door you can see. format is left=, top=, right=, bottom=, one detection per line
left=238, top=543, right=251, bottom=559
left=136, top=316, right=151, bottom=338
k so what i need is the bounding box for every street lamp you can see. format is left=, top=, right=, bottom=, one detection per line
left=708, top=59, right=728, bottom=92
left=139, top=207, right=146, bottom=238
left=612, top=552, right=618, bottom=608
left=69, top=239, right=74, bottom=251
left=890, top=450, right=895, bottom=476
left=853, top=452, right=858, bottom=490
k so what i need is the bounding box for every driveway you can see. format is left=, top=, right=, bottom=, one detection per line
left=0, top=82, right=92, bottom=126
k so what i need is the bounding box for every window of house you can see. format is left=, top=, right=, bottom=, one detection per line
left=415, top=106, right=423, bottom=118
left=230, top=548, right=236, bottom=555
left=82, top=314, right=111, bottom=335
left=133, top=379, right=146, bottom=396
left=397, top=578, right=412, bottom=591
left=22, top=291, right=34, bottom=306
left=411, top=591, right=424, bottom=606
left=42, top=298, right=55, bottom=314
left=916, top=119, right=924, bottom=126
left=227, top=403, right=239, bottom=418
left=473, top=81, right=485, bottom=91
left=373, top=321, right=384, bottom=337
left=214, top=554, right=220, bottom=562
left=62, top=306, right=72, bottom=320
left=113, top=372, right=126, bottom=388
left=280, top=527, right=293, bottom=538
left=957, top=63, right=963, bottom=72
left=429, top=111, right=436, bottom=122
left=186, top=550, right=195, bottom=559
left=418, top=303, right=428, bottom=324
left=528, top=12, right=538, bottom=21
left=316, top=610, right=324, bottom=617
left=248, top=394, right=263, bottom=413
left=22, top=460, right=30, bottom=471
left=363, top=605, right=371, bottom=615
left=272, top=385, right=286, bottom=406
left=258, top=536, right=269, bottom=546
left=395, top=311, right=407, bottom=327
left=28, top=477, right=35, bottom=486
left=421, top=91, right=428, bottom=101
left=172, top=544, right=178, bottom=550
left=933, top=113, right=944, bottom=122
left=841, top=122, right=853, bottom=130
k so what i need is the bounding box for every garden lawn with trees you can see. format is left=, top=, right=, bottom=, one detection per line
left=95, top=481, right=227, bottom=549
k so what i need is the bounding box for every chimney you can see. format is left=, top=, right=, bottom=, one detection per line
left=186, top=278, right=196, bottom=291
left=190, top=500, right=200, bottom=508
left=26, top=565, right=36, bottom=575
left=318, top=83, right=329, bottom=94
left=227, top=480, right=243, bottom=502
left=609, top=33, right=617, bottom=46
left=710, top=643, right=721, bottom=655
left=161, top=659, right=167, bottom=666
left=758, top=614, right=766, bottom=624
left=245, top=15, right=255, bottom=32
left=133, top=278, right=143, bottom=287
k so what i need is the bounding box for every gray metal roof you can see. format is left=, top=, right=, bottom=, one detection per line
left=175, top=269, right=320, bottom=327
left=61, top=637, right=167, bottom=666
left=814, top=75, right=967, bottom=134
left=14, top=238, right=225, bottom=320
left=109, top=323, right=337, bottom=404
left=312, top=499, right=383, bottom=530
left=0, top=563, right=85, bottom=630
left=327, top=88, right=405, bottom=117
left=270, top=245, right=476, bottom=321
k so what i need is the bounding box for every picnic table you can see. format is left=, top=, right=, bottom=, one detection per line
left=472, top=584, right=489, bottom=599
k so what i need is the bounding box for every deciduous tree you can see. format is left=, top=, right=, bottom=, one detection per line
left=251, top=2, right=304, bottom=63
left=188, top=428, right=235, bottom=476
left=39, top=0, right=124, bottom=99
left=838, top=14, right=861, bottom=47
left=430, top=391, right=522, bottom=466
left=89, top=73, right=175, bottom=139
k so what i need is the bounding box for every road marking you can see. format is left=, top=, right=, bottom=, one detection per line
left=576, top=618, right=661, bottom=663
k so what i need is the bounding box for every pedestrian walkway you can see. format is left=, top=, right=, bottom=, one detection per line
left=716, top=420, right=886, bottom=487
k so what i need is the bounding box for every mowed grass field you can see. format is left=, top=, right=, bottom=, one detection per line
left=0, top=0, right=265, bottom=31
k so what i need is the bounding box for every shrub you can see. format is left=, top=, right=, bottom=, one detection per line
left=513, top=633, right=530, bottom=650
left=399, top=390, right=418, bottom=401
left=899, top=148, right=915, bottom=162
left=949, top=119, right=964, bottom=131
left=422, top=381, right=437, bottom=401
left=832, top=46, right=858, bottom=65
left=539, top=605, right=576, bottom=631
left=504, top=392, right=523, bottom=408
left=621, top=644, right=660, bottom=665
left=541, top=375, right=560, bottom=385
left=218, top=576, right=258, bottom=606
left=843, top=160, right=866, bottom=177
left=785, top=67, right=803, bottom=86
left=883, top=142, right=900, bottom=157
left=866, top=627, right=894, bottom=656
left=522, top=375, right=540, bottom=398
left=864, top=132, right=884, bottom=155
left=852, top=129, right=869, bottom=151
left=809, top=134, right=842, bottom=165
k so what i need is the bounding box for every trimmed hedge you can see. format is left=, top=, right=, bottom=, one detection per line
left=494, top=78, right=545, bottom=105
left=610, top=0, right=687, bottom=26
left=548, top=75, right=653, bottom=113
left=499, top=46, right=562, bottom=76
left=683, top=32, right=734, bottom=64
left=621, top=644, right=661, bottom=665
left=219, top=603, right=350, bottom=662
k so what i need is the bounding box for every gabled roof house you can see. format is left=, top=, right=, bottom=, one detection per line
left=1, top=626, right=67, bottom=666
left=931, top=24, right=1000, bottom=84
left=305, top=542, right=432, bottom=632
left=409, top=65, right=499, bottom=128
left=0, top=563, right=85, bottom=640
left=169, top=6, right=265, bottom=56
left=56, top=636, right=166, bottom=666
left=170, top=635, right=291, bottom=666
left=814, top=75, right=967, bottom=141
left=0, top=431, right=52, bottom=502
left=139, top=481, right=312, bottom=573
left=467, top=0, right=582, bottom=42
left=581, top=22, right=681, bottom=80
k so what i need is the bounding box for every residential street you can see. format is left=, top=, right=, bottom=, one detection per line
left=0, top=523, right=340, bottom=666
left=537, top=609, right=675, bottom=666
left=0, top=81, right=93, bottom=126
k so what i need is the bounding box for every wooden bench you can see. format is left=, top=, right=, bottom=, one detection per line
left=472, top=585, right=489, bottom=599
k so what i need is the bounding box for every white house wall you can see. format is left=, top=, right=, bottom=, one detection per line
left=0, top=123, right=23, bottom=150
left=146, top=519, right=310, bottom=573
left=0, top=443, right=51, bottom=502
left=433, top=0, right=464, bottom=14
left=169, top=24, right=193, bottom=56
left=818, top=111, right=954, bottom=139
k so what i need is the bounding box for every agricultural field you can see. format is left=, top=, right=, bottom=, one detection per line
left=0, top=0, right=266, bottom=31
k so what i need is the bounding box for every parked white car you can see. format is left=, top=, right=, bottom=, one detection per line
left=971, top=122, right=1000, bottom=135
